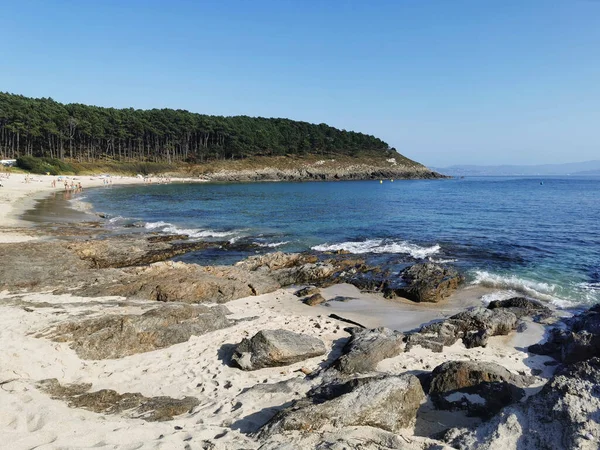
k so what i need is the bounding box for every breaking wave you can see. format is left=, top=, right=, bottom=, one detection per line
left=312, top=239, right=440, bottom=259
left=471, top=270, right=575, bottom=307
left=255, top=241, right=290, bottom=248
left=143, top=221, right=237, bottom=239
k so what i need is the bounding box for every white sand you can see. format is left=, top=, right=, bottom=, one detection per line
left=0, top=285, right=554, bottom=449
left=0, top=175, right=554, bottom=449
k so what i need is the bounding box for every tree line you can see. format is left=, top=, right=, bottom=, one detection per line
left=0, top=92, right=392, bottom=163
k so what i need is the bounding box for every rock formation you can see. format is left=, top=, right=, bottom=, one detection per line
left=387, top=262, right=464, bottom=303
left=260, top=374, right=425, bottom=436
left=332, top=327, right=405, bottom=375
left=43, top=303, right=233, bottom=359
left=232, top=330, right=327, bottom=370
left=428, top=360, right=533, bottom=418
left=444, top=357, right=600, bottom=449
left=529, top=304, right=600, bottom=363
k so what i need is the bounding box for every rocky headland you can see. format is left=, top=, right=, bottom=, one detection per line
left=0, top=189, right=598, bottom=449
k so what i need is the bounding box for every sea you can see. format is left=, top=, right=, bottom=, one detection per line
left=81, top=176, right=600, bottom=308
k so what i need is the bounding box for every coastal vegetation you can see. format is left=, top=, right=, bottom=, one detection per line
left=0, top=92, right=393, bottom=165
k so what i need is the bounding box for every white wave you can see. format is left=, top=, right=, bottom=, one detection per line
left=471, top=270, right=574, bottom=307
left=144, top=221, right=171, bottom=230
left=578, top=281, right=600, bottom=291
left=144, top=221, right=236, bottom=239
left=429, top=257, right=457, bottom=264
left=255, top=241, right=290, bottom=248
left=312, top=239, right=440, bottom=258
left=480, top=290, right=521, bottom=305
left=108, top=215, right=125, bottom=223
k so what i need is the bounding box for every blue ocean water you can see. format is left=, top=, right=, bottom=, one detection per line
left=84, top=177, right=600, bottom=307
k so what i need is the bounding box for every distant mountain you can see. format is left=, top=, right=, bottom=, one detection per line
left=432, top=160, right=600, bottom=177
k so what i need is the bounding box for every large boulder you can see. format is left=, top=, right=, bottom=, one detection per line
left=444, top=357, right=600, bottom=449
left=232, top=330, right=327, bottom=370
left=387, top=263, right=463, bottom=303
left=38, top=379, right=199, bottom=421
left=43, top=303, right=233, bottom=359
left=429, top=360, right=533, bottom=418
left=260, top=374, right=425, bottom=436
left=406, top=307, right=519, bottom=352
left=332, top=327, right=404, bottom=374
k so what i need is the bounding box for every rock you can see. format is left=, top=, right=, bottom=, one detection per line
left=429, top=360, right=533, bottom=418
left=66, top=235, right=218, bottom=268
left=529, top=304, right=600, bottom=363
left=260, top=374, right=425, bottom=436
left=387, top=263, right=463, bottom=303
left=235, top=252, right=318, bottom=271
left=487, top=297, right=552, bottom=321
left=44, top=303, right=232, bottom=359
left=406, top=307, right=519, bottom=352
left=272, top=262, right=339, bottom=286
left=231, top=330, right=326, bottom=370
left=332, top=327, right=404, bottom=374
left=81, top=261, right=281, bottom=303
left=294, top=286, right=320, bottom=297
left=462, top=329, right=489, bottom=348
left=304, top=293, right=327, bottom=306
left=38, top=379, right=199, bottom=421
left=443, top=357, right=600, bottom=449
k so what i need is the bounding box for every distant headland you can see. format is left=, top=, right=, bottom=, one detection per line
left=0, top=92, right=442, bottom=181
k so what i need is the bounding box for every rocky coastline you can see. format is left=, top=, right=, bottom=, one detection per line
left=0, top=186, right=598, bottom=449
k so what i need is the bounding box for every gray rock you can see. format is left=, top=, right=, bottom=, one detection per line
left=332, top=327, right=404, bottom=374
left=429, top=360, right=533, bottom=418
left=232, top=330, right=326, bottom=370
left=487, top=296, right=552, bottom=321
left=462, top=329, right=489, bottom=348
left=44, top=303, right=232, bottom=359
left=444, top=357, right=600, bottom=449
left=406, top=307, right=519, bottom=352
left=66, top=235, right=218, bottom=269
left=235, top=252, right=318, bottom=271
left=260, top=374, right=425, bottom=435
left=80, top=261, right=281, bottom=303
left=386, top=262, right=463, bottom=303
left=38, top=378, right=199, bottom=421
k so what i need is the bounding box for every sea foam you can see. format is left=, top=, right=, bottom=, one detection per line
left=312, top=239, right=440, bottom=259
left=471, top=270, right=575, bottom=307
left=143, top=221, right=236, bottom=239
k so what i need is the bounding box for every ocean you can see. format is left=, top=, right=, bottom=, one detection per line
left=82, top=176, right=600, bottom=308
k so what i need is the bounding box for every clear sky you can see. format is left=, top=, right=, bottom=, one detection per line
left=1, top=0, right=599, bottom=166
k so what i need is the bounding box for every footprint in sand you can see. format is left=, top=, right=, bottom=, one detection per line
left=26, top=412, right=47, bottom=432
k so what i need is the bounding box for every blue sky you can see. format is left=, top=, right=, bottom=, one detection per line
left=1, top=0, right=599, bottom=166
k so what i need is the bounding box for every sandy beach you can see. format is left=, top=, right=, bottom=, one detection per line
left=0, top=175, right=595, bottom=450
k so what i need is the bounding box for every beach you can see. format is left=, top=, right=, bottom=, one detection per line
left=0, top=176, right=597, bottom=450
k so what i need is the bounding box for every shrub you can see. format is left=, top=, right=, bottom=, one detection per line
left=16, top=156, right=76, bottom=175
